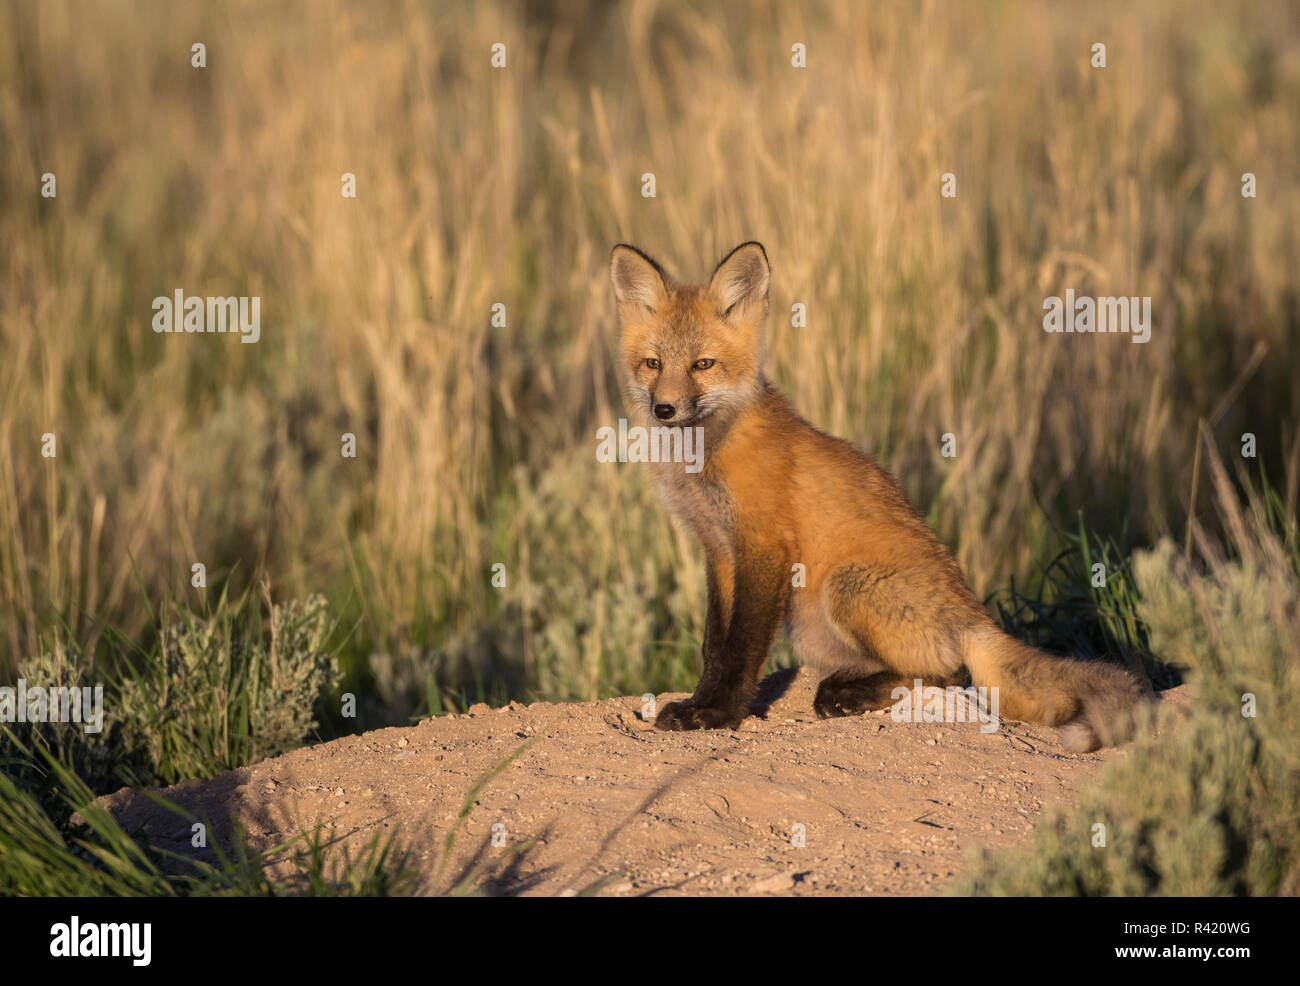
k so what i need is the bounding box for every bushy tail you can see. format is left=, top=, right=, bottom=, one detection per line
left=965, top=626, right=1152, bottom=753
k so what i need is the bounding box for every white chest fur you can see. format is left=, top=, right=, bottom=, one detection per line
left=650, top=460, right=735, bottom=557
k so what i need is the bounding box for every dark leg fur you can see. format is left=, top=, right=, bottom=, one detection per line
left=656, top=539, right=792, bottom=731
left=813, top=668, right=967, bottom=719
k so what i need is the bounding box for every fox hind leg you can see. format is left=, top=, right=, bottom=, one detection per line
left=813, top=668, right=969, bottom=719
left=805, top=563, right=973, bottom=719
left=813, top=669, right=908, bottom=718
left=790, top=599, right=912, bottom=718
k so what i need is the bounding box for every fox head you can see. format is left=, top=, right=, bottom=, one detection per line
left=609, top=241, right=769, bottom=428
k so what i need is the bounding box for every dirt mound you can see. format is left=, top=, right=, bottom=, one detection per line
left=100, top=669, right=1181, bottom=895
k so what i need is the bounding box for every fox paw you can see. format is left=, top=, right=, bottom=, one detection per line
left=814, top=672, right=900, bottom=718
left=654, top=700, right=743, bottom=731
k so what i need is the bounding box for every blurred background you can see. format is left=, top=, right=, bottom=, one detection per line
left=2, top=0, right=1297, bottom=735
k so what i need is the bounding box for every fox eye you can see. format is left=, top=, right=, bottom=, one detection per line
left=693, top=358, right=716, bottom=370
left=644, top=357, right=661, bottom=370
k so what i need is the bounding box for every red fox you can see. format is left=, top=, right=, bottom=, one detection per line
left=610, top=240, right=1149, bottom=752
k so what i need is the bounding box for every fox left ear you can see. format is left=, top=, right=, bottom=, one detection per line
left=708, top=241, right=770, bottom=323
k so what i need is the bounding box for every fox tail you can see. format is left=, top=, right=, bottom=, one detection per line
left=965, top=626, right=1152, bottom=753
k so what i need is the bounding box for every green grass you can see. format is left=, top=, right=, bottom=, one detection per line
left=0, top=728, right=417, bottom=896
left=953, top=454, right=1300, bottom=896
left=987, top=513, right=1175, bottom=688
left=2, top=582, right=341, bottom=813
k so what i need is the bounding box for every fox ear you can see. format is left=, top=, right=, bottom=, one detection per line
left=708, top=241, right=769, bottom=323
left=610, top=244, right=669, bottom=316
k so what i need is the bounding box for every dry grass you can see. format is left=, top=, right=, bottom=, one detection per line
left=2, top=0, right=1297, bottom=711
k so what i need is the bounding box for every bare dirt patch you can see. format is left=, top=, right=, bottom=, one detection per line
left=100, top=669, right=1182, bottom=895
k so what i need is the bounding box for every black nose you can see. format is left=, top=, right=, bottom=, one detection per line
left=653, top=402, right=676, bottom=420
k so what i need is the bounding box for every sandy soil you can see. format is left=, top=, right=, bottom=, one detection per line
left=99, top=668, right=1182, bottom=896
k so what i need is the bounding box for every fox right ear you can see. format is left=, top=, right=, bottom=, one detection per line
left=610, top=244, right=669, bottom=316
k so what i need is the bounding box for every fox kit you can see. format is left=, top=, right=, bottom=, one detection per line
left=610, top=240, right=1149, bottom=752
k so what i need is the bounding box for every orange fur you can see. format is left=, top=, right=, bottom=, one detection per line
left=610, top=242, right=1150, bottom=750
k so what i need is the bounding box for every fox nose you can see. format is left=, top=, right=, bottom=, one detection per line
left=653, top=402, right=676, bottom=420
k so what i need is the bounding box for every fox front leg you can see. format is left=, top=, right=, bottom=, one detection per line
left=656, top=543, right=789, bottom=730
left=701, top=551, right=733, bottom=666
